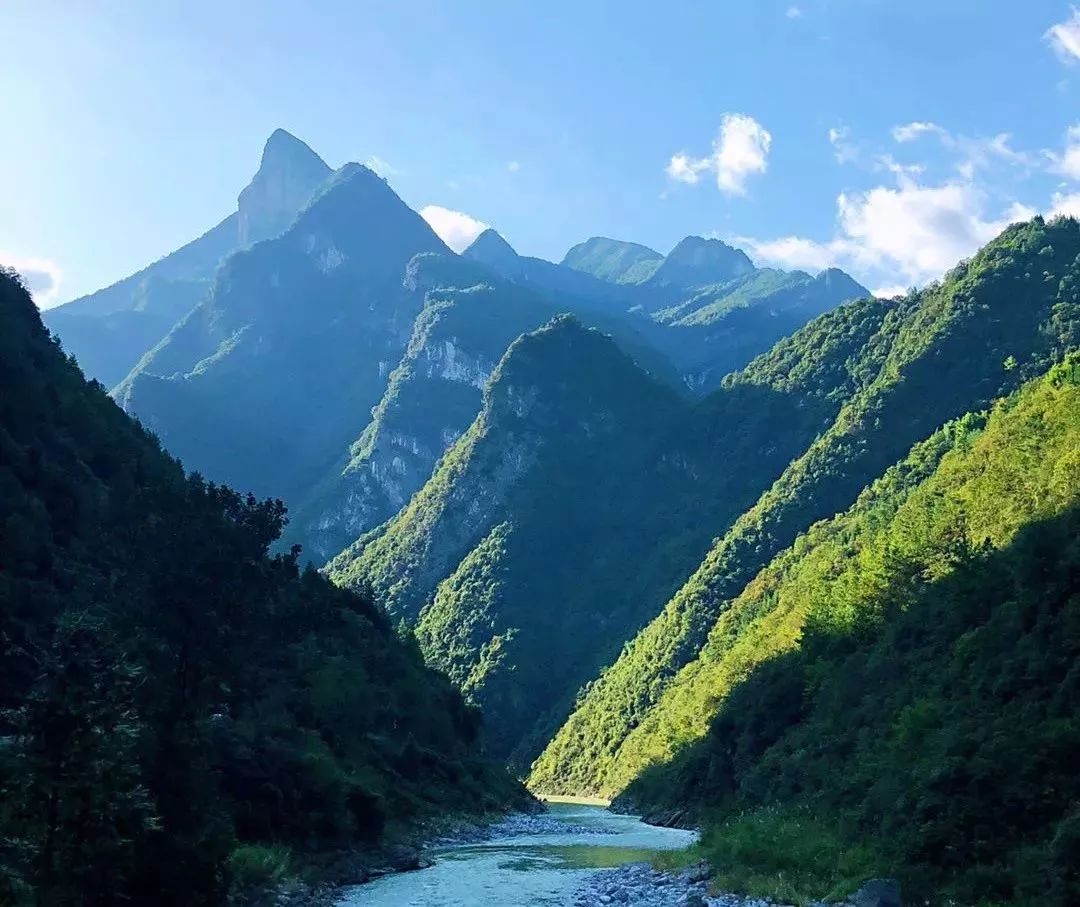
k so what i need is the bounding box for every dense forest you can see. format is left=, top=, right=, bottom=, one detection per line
left=22, top=119, right=1080, bottom=906
left=532, top=215, right=1080, bottom=797
left=625, top=354, right=1080, bottom=906
left=0, top=268, right=528, bottom=905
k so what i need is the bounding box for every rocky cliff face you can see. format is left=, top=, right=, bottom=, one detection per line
left=44, top=129, right=331, bottom=388
left=236, top=129, right=333, bottom=245
left=116, top=163, right=449, bottom=505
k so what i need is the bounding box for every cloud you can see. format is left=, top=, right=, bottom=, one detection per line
left=666, top=113, right=773, bottom=195
left=1049, top=190, right=1080, bottom=219
left=828, top=126, right=859, bottom=164
left=419, top=205, right=489, bottom=252
left=506, top=160, right=521, bottom=173
left=872, top=284, right=911, bottom=298
left=1046, top=7, right=1080, bottom=63
left=786, top=5, right=803, bottom=18
left=890, top=121, right=1035, bottom=175
left=365, top=155, right=399, bottom=178
left=876, top=154, right=925, bottom=180
left=666, top=153, right=709, bottom=184
left=0, top=251, right=63, bottom=307
left=1047, top=124, right=1080, bottom=180
left=891, top=121, right=947, bottom=143
left=739, top=177, right=1034, bottom=289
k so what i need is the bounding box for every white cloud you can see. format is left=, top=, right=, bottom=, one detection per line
left=872, top=284, right=911, bottom=298
left=828, top=126, right=859, bottom=164
left=419, top=205, right=489, bottom=252
left=666, top=113, right=773, bottom=196
left=1046, top=7, right=1080, bottom=63
left=1049, top=190, right=1080, bottom=219
left=891, top=121, right=947, bottom=143
left=740, top=177, right=1034, bottom=290
left=506, top=160, right=521, bottom=173
left=786, top=5, right=804, bottom=18
left=0, top=251, right=63, bottom=307
left=1047, top=124, right=1080, bottom=179
left=891, top=122, right=1035, bottom=176
left=666, top=152, right=709, bottom=184
left=364, top=155, right=399, bottom=178
left=876, top=154, right=925, bottom=180
left=738, top=235, right=838, bottom=271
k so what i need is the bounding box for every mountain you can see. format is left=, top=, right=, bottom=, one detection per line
left=640, top=236, right=755, bottom=300
left=289, top=253, right=679, bottom=562
left=531, top=215, right=1080, bottom=800
left=43, top=130, right=332, bottom=387
left=0, top=267, right=528, bottom=904
left=648, top=266, right=869, bottom=390
left=462, top=228, right=632, bottom=316
left=325, top=293, right=898, bottom=764
left=236, top=128, right=333, bottom=245
left=115, top=163, right=449, bottom=505
left=326, top=316, right=685, bottom=759
left=561, top=236, right=664, bottom=284
left=620, top=355, right=1080, bottom=907
left=631, top=241, right=869, bottom=391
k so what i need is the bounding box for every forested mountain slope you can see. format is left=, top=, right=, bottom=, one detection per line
left=290, top=254, right=677, bottom=562
left=561, top=236, right=664, bottom=285
left=327, top=294, right=899, bottom=764
left=43, top=130, right=331, bottom=387
left=115, top=163, right=449, bottom=505
left=0, top=269, right=527, bottom=906
left=622, top=355, right=1080, bottom=907
left=532, top=215, right=1080, bottom=797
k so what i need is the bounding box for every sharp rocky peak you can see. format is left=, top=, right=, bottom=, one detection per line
left=237, top=129, right=333, bottom=246
left=463, top=228, right=520, bottom=271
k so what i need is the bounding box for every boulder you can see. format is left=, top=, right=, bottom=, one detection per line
left=843, top=878, right=901, bottom=907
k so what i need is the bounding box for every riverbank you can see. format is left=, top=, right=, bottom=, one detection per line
left=240, top=807, right=547, bottom=907
left=333, top=801, right=696, bottom=905
left=571, top=860, right=786, bottom=907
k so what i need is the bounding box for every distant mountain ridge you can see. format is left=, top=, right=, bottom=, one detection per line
left=116, top=161, right=449, bottom=504
left=44, top=130, right=332, bottom=387
left=531, top=215, right=1080, bottom=799
left=561, top=236, right=664, bottom=284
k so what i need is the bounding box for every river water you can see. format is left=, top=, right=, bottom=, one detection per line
left=336, top=802, right=697, bottom=906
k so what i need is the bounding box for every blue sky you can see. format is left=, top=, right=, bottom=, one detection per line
left=3, top=0, right=1080, bottom=305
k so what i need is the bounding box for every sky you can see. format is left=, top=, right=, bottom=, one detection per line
left=3, top=0, right=1080, bottom=306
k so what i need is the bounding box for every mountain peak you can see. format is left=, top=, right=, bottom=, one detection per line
left=561, top=236, right=663, bottom=285
left=647, top=236, right=755, bottom=290
left=463, top=228, right=521, bottom=275
left=237, top=130, right=333, bottom=245
left=260, top=128, right=328, bottom=171
left=464, top=228, right=518, bottom=260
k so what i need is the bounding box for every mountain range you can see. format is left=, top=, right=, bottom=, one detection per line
left=15, top=128, right=1080, bottom=905
left=43, top=130, right=333, bottom=388
left=0, top=267, right=528, bottom=902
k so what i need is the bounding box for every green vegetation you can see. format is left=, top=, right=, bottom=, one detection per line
left=623, top=353, right=1080, bottom=905
left=646, top=265, right=868, bottom=391
left=328, top=315, right=691, bottom=762
left=43, top=129, right=331, bottom=388
left=115, top=161, right=450, bottom=506
left=561, top=236, right=664, bottom=285
left=654, top=808, right=886, bottom=906
left=0, top=268, right=528, bottom=905
left=290, top=255, right=681, bottom=561
left=329, top=294, right=897, bottom=766
left=532, top=215, right=1080, bottom=798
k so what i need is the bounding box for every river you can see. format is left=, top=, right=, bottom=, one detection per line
left=335, top=802, right=698, bottom=906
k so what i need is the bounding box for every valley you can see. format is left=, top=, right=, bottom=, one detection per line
left=6, top=90, right=1080, bottom=906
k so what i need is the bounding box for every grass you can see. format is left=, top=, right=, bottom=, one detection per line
left=654, top=806, right=887, bottom=906
left=225, top=844, right=293, bottom=893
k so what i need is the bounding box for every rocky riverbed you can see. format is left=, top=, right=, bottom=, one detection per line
left=570, top=861, right=789, bottom=907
